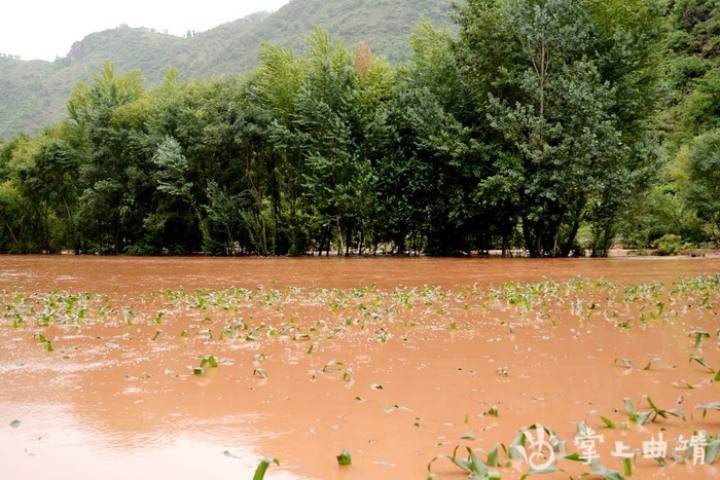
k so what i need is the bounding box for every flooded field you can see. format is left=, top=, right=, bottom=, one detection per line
left=1, top=255, right=719, bottom=479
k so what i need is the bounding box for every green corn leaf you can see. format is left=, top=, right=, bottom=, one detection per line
left=636, top=410, right=653, bottom=425
left=624, top=398, right=637, bottom=417
left=665, top=409, right=686, bottom=421
left=252, top=457, right=280, bottom=480
left=486, top=444, right=500, bottom=467
left=623, top=457, right=633, bottom=476
left=600, top=416, right=616, bottom=429
left=705, top=439, right=720, bottom=464
left=337, top=449, right=352, bottom=466
left=690, top=355, right=715, bottom=373
left=696, top=402, right=720, bottom=419
left=467, top=447, right=489, bottom=475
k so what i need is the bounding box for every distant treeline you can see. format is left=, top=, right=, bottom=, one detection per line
left=0, top=0, right=718, bottom=257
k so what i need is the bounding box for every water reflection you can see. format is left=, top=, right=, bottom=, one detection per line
left=0, top=401, right=291, bottom=480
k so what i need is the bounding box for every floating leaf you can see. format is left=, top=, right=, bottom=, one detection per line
left=321, top=360, right=344, bottom=373
left=614, top=358, right=633, bottom=370
left=672, top=379, right=695, bottom=389
left=689, top=355, right=715, bottom=373
left=689, top=330, right=711, bottom=348
left=9, top=419, right=20, bottom=428
left=384, top=404, right=412, bottom=414
left=565, top=453, right=583, bottom=462
left=36, top=334, right=54, bottom=352
left=337, top=449, right=352, bottom=466
left=197, top=355, right=218, bottom=369
left=599, top=416, right=615, bottom=429
left=695, top=402, right=720, bottom=418
left=664, top=409, right=686, bottom=421
left=193, top=355, right=219, bottom=375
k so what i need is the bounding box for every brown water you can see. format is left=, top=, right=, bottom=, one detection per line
left=2, top=254, right=718, bottom=292
left=0, top=255, right=719, bottom=480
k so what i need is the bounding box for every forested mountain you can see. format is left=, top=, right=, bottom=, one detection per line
left=0, top=0, right=718, bottom=258
left=0, top=0, right=453, bottom=138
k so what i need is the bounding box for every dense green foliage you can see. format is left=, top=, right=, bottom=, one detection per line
left=0, top=0, right=453, bottom=138
left=623, top=0, right=720, bottom=248
left=0, top=0, right=717, bottom=256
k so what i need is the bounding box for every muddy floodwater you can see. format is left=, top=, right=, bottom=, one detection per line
left=1, top=255, right=719, bottom=480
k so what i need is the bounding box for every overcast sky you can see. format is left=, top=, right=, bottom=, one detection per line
left=0, top=0, right=292, bottom=61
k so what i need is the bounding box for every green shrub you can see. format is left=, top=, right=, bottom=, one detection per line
left=654, top=234, right=683, bottom=256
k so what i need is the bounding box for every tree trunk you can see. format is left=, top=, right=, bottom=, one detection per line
left=345, top=225, right=352, bottom=256
left=561, top=218, right=581, bottom=257
left=523, top=218, right=541, bottom=258
left=358, top=229, right=365, bottom=255
left=336, top=217, right=345, bottom=256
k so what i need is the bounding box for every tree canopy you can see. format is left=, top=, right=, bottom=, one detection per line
left=0, top=1, right=716, bottom=256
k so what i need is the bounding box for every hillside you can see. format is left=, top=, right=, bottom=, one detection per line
left=0, top=0, right=453, bottom=138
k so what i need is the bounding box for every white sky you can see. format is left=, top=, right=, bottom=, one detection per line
left=0, top=0, right=292, bottom=61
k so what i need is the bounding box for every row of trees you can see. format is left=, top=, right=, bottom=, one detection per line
left=0, top=0, right=715, bottom=256
left=622, top=0, right=720, bottom=251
